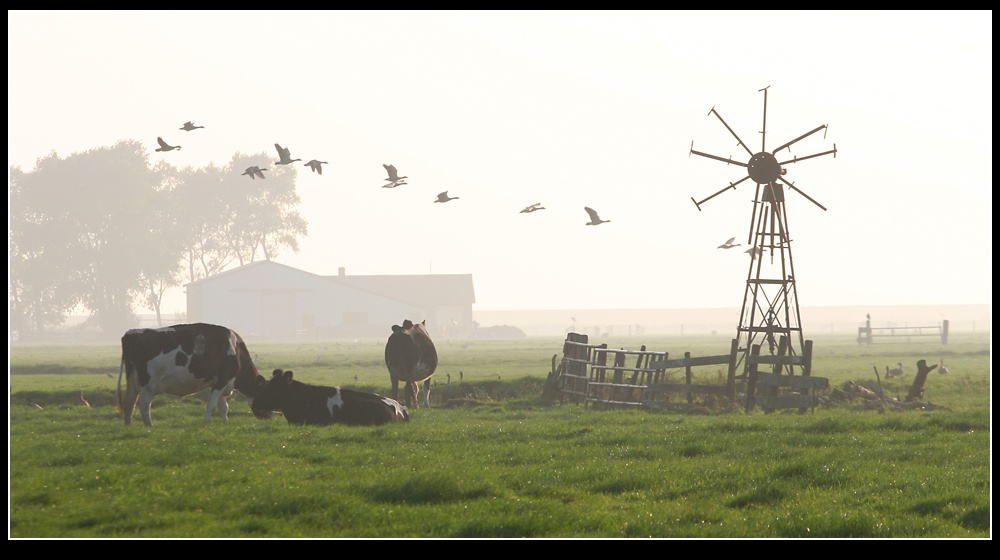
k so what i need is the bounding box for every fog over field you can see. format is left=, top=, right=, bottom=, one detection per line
left=9, top=11, right=991, bottom=321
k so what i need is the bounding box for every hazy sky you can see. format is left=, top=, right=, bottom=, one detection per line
left=7, top=10, right=992, bottom=314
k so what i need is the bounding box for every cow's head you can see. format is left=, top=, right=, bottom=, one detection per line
left=250, top=369, right=295, bottom=417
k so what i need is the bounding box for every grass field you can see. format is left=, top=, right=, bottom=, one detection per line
left=8, top=332, right=992, bottom=538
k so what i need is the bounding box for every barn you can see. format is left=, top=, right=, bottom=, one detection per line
left=184, top=261, right=475, bottom=340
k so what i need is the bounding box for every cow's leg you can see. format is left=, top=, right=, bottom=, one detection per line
left=138, top=387, right=156, bottom=427
left=122, top=379, right=140, bottom=426
left=389, top=374, right=400, bottom=402
left=205, top=389, right=225, bottom=422
left=217, top=395, right=230, bottom=421
left=422, top=378, right=432, bottom=408
left=408, top=381, right=419, bottom=409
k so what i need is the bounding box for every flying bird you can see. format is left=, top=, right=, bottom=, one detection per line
left=304, top=160, right=328, bottom=175
left=745, top=246, right=763, bottom=260
left=241, top=166, right=266, bottom=180
left=179, top=121, right=204, bottom=131
left=434, top=191, right=459, bottom=203
left=520, top=203, right=545, bottom=213
left=718, top=237, right=742, bottom=249
left=584, top=207, right=610, bottom=226
left=382, top=163, right=408, bottom=187
left=274, top=143, right=301, bottom=165
left=155, top=137, right=181, bottom=152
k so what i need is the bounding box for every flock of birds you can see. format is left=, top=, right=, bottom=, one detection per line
left=153, top=121, right=619, bottom=226
left=718, top=236, right=765, bottom=259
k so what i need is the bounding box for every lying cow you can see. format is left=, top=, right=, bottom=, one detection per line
left=251, top=369, right=409, bottom=426
left=117, top=323, right=268, bottom=427
left=384, top=319, right=438, bottom=409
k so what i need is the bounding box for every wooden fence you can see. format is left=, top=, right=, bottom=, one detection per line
left=857, top=318, right=949, bottom=345
left=552, top=332, right=826, bottom=413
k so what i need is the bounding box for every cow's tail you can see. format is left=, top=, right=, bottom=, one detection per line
left=116, top=355, right=125, bottom=416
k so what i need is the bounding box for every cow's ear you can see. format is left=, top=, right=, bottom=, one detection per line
left=271, top=368, right=283, bottom=379
left=403, top=319, right=413, bottom=329
left=255, top=374, right=267, bottom=387
left=282, top=370, right=294, bottom=383
left=391, top=325, right=402, bottom=333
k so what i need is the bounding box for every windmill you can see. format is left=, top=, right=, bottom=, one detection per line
left=689, top=86, right=836, bottom=376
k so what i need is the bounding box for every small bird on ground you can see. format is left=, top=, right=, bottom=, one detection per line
left=80, top=392, right=91, bottom=407
left=447, top=373, right=451, bottom=384
left=179, top=121, right=204, bottom=131
left=745, top=246, right=763, bottom=260
left=459, top=371, right=463, bottom=381
left=887, top=362, right=903, bottom=378
left=382, top=163, right=407, bottom=187
left=718, top=237, right=742, bottom=249
left=938, top=359, right=949, bottom=375
left=304, top=160, right=328, bottom=175
left=584, top=206, right=610, bottom=226
left=155, top=137, right=181, bottom=152
left=242, top=166, right=266, bottom=180
left=274, top=143, right=301, bottom=165
left=520, top=203, right=545, bottom=213
left=434, top=191, right=459, bottom=203
left=354, top=375, right=359, bottom=382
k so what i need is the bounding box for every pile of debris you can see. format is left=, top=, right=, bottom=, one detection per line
left=822, top=359, right=950, bottom=412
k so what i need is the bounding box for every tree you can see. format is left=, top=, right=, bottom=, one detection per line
left=8, top=141, right=182, bottom=339
left=173, top=153, right=307, bottom=280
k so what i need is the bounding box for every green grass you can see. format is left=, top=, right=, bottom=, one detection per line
left=9, top=333, right=991, bottom=538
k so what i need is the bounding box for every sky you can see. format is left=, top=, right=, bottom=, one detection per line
left=7, top=10, right=993, bottom=314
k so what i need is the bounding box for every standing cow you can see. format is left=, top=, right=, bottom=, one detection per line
left=117, top=323, right=267, bottom=426
left=384, top=319, right=438, bottom=409
left=251, top=369, right=409, bottom=425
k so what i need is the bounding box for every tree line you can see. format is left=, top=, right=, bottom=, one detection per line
left=8, top=140, right=307, bottom=341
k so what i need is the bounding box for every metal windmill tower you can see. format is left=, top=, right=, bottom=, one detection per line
left=689, top=86, right=836, bottom=375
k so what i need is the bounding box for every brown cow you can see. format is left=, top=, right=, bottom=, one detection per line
left=384, top=319, right=438, bottom=409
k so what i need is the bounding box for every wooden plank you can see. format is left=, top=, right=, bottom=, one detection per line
left=755, top=373, right=828, bottom=389
left=648, top=355, right=730, bottom=369
left=755, top=394, right=819, bottom=409
left=748, top=354, right=804, bottom=366
left=644, top=383, right=731, bottom=396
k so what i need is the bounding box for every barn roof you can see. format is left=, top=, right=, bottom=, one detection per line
left=185, top=261, right=475, bottom=308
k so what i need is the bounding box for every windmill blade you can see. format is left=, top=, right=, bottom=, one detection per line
left=778, top=176, right=827, bottom=211
left=689, top=148, right=749, bottom=168
left=691, top=175, right=752, bottom=211
left=778, top=145, right=838, bottom=166
left=771, top=124, right=829, bottom=154
left=709, top=106, right=755, bottom=158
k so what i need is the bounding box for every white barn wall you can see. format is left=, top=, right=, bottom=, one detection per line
left=189, top=262, right=423, bottom=340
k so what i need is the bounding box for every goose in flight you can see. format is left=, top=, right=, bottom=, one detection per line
left=179, top=121, right=204, bottom=131
left=434, top=191, right=459, bottom=203
left=520, top=203, right=545, bottom=213
left=584, top=207, right=610, bottom=226
left=304, top=160, right=328, bottom=175
left=745, top=246, right=763, bottom=260
left=274, top=143, right=301, bottom=165
left=241, top=165, right=266, bottom=180
left=155, top=137, right=181, bottom=152
left=718, top=237, right=742, bottom=249
left=382, top=163, right=408, bottom=187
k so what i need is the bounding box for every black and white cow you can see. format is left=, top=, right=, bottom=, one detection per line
left=250, top=369, right=409, bottom=426
left=384, top=319, right=438, bottom=409
left=117, top=323, right=267, bottom=427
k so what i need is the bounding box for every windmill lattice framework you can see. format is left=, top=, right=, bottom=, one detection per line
left=690, top=86, right=837, bottom=376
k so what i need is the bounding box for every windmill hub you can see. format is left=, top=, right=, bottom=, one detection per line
left=747, top=152, right=783, bottom=184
